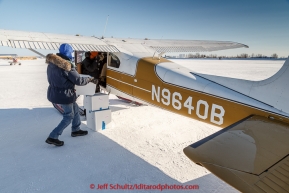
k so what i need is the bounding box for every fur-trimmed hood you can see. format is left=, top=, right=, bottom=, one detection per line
left=46, top=54, right=71, bottom=71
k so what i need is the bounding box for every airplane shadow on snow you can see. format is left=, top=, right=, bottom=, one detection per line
left=0, top=107, right=237, bottom=193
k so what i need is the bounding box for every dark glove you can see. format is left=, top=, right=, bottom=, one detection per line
left=88, top=77, right=98, bottom=84
left=88, top=77, right=94, bottom=82
left=88, top=77, right=95, bottom=83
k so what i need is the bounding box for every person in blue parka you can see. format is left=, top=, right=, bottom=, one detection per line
left=45, top=43, right=94, bottom=146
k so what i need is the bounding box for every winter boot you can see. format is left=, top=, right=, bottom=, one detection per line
left=45, top=137, right=64, bottom=146
left=71, top=129, right=88, bottom=137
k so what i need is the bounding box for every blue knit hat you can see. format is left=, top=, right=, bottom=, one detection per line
left=59, top=43, right=74, bottom=60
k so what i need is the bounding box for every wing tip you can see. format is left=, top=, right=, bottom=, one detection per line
left=243, top=44, right=249, bottom=48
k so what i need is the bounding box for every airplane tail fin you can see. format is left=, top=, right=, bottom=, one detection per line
left=198, top=57, right=289, bottom=114
left=248, top=57, right=289, bottom=113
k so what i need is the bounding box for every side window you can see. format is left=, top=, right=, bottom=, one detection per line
left=108, top=53, right=120, bottom=68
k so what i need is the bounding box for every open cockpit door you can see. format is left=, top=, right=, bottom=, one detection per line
left=184, top=115, right=289, bottom=193
left=106, top=52, right=133, bottom=96
left=74, top=51, right=109, bottom=91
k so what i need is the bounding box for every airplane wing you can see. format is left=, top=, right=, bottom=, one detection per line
left=103, top=37, right=248, bottom=53
left=184, top=115, right=289, bottom=193
left=130, top=39, right=248, bottom=53
left=0, top=29, right=119, bottom=52
left=0, top=29, right=248, bottom=53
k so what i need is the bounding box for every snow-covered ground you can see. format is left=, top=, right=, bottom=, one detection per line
left=171, top=58, right=284, bottom=80
left=0, top=58, right=284, bottom=193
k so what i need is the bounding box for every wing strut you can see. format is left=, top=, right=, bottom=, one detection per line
left=28, top=48, right=46, bottom=58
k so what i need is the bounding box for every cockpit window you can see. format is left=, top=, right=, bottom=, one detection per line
left=108, top=53, right=120, bottom=68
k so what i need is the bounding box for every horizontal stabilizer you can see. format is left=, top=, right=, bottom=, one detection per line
left=184, top=115, right=289, bottom=193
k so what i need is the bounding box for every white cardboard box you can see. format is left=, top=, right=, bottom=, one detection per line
left=86, top=109, right=111, bottom=131
left=75, top=74, right=95, bottom=96
left=75, top=82, right=95, bottom=96
left=83, top=93, right=109, bottom=111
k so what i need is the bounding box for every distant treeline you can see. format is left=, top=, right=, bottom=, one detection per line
left=0, top=56, right=37, bottom=60
left=166, top=53, right=286, bottom=59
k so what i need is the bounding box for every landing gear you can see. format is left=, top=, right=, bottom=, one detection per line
left=8, top=62, right=21, bottom=65
left=116, top=96, right=143, bottom=106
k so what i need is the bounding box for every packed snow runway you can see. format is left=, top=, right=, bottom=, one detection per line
left=0, top=58, right=284, bottom=193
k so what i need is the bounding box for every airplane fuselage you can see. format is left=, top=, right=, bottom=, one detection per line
left=106, top=56, right=289, bottom=128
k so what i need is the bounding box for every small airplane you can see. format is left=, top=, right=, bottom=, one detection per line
left=8, top=57, right=21, bottom=65
left=1, top=28, right=289, bottom=193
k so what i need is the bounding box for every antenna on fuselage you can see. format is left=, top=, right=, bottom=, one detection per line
left=102, top=15, right=109, bottom=39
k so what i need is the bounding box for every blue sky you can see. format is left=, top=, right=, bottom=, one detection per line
left=0, top=0, right=288, bottom=57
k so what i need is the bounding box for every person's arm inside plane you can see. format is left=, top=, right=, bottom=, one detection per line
left=81, top=51, right=98, bottom=73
